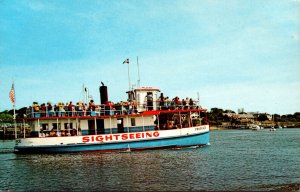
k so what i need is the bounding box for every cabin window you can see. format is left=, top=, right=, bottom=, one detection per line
left=52, top=123, right=61, bottom=131
left=41, top=124, right=48, bottom=131
left=131, top=118, right=136, bottom=126
left=64, top=123, right=73, bottom=129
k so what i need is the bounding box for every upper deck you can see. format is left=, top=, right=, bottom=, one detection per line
left=22, top=100, right=207, bottom=121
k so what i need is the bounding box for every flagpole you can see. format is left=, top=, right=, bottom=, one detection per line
left=13, top=103, right=17, bottom=139
left=127, top=61, right=131, bottom=92
left=10, top=81, right=17, bottom=139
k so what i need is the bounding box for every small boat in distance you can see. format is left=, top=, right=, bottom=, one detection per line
left=250, top=124, right=261, bottom=131
left=14, top=83, right=210, bottom=154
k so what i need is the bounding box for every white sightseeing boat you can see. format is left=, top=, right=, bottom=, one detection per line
left=14, top=84, right=210, bottom=153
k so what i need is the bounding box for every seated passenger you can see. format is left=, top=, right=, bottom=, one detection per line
left=71, top=129, right=77, bottom=136
left=49, top=129, right=57, bottom=137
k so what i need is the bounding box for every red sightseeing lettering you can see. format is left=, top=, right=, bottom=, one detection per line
left=153, top=131, right=160, bottom=137
left=136, top=133, right=141, bottom=139
left=129, top=133, right=135, bottom=139
left=122, top=134, right=128, bottom=140
left=95, top=136, right=104, bottom=142
left=105, top=135, right=113, bottom=141
left=146, top=132, right=152, bottom=138
left=82, top=136, right=90, bottom=143
left=114, top=134, right=120, bottom=140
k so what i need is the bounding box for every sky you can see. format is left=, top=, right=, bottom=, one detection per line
left=0, top=0, right=299, bottom=115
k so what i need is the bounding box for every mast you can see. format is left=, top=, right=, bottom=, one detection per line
left=123, top=58, right=132, bottom=102
left=137, top=56, right=140, bottom=88
left=127, top=61, right=131, bottom=92
left=82, top=84, right=85, bottom=103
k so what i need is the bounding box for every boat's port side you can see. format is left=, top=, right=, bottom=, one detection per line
left=24, top=109, right=208, bottom=139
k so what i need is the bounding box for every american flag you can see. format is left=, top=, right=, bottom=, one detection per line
left=9, top=82, right=15, bottom=104
left=123, top=58, right=129, bottom=64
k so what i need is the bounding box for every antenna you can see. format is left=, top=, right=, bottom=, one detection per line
left=137, top=56, right=141, bottom=88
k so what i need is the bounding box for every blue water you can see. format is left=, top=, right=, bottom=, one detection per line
left=0, top=129, right=299, bottom=191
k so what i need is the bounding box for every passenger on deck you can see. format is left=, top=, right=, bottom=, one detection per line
left=40, top=103, right=46, bottom=117
left=71, top=129, right=77, bottom=136
left=65, top=102, right=69, bottom=116
left=146, top=94, right=153, bottom=111
left=89, top=100, right=96, bottom=116
left=54, top=104, right=59, bottom=116
left=84, top=103, right=88, bottom=116
left=58, top=102, right=65, bottom=116
left=164, top=96, right=170, bottom=109
left=89, top=100, right=96, bottom=110
left=33, top=102, right=40, bottom=118
left=105, top=101, right=115, bottom=115
left=182, top=99, right=187, bottom=110
left=128, top=105, right=133, bottom=114
left=77, top=101, right=83, bottom=116
left=96, top=105, right=101, bottom=116
left=174, top=96, right=180, bottom=109
left=68, top=101, right=73, bottom=116
left=189, top=98, right=194, bottom=109
left=185, top=97, right=190, bottom=109
left=49, top=129, right=57, bottom=137
left=159, top=93, right=165, bottom=110
left=120, top=102, right=127, bottom=114
left=47, top=102, right=54, bottom=116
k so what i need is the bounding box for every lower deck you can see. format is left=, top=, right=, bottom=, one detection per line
left=24, top=110, right=208, bottom=139
left=15, top=125, right=210, bottom=154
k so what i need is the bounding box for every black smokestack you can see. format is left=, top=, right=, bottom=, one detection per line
left=100, top=82, right=108, bottom=104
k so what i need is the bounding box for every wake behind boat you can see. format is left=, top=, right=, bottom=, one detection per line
left=14, top=83, right=210, bottom=154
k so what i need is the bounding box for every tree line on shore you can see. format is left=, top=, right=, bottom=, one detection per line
left=208, top=108, right=300, bottom=127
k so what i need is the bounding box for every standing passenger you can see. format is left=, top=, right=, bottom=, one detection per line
left=68, top=102, right=73, bottom=116
left=189, top=98, right=194, bottom=109
left=182, top=99, right=186, bottom=110
left=159, top=93, right=165, bottom=110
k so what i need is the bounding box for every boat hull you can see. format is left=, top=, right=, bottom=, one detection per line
left=14, top=126, right=210, bottom=154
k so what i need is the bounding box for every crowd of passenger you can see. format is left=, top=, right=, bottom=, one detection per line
left=27, top=94, right=200, bottom=118
left=157, top=93, right=198, bottom=110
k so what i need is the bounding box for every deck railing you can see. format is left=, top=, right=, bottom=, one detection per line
left=26, top=101, right=202, bottom=119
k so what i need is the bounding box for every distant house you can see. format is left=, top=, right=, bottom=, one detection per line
left=223, top=113, right=238, bottom=119
left=258, top=113, right=273, bottom=121
left=223, top=113, right=254, bottom=120
left=237, top=113, right=254, bottom=122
